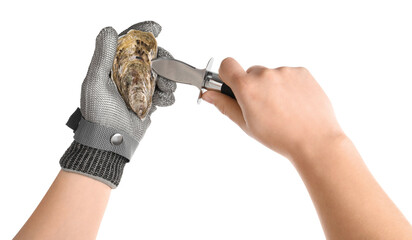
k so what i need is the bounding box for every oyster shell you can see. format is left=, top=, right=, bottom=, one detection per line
left=112, top=29, right=158, bottom=120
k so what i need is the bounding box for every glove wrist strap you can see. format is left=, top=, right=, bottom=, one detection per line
left=66, top=108, right=138, bottom=160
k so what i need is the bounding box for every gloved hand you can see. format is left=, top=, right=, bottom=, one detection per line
left=60, top=21, right=176, bottom=188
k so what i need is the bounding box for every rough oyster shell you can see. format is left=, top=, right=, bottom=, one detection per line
left=112, top=29, right=158, bottom=120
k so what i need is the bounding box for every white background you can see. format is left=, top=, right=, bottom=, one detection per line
left=1, top=0, right=411, bottom=239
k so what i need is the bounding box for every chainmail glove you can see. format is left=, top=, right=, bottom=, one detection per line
left=60, top=21, right=176, bottom=188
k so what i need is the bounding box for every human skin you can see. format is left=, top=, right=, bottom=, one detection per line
left=14, top=57, right=412, bottom=240
left=202, top=57, right=412, bottom=239
left=14, top=171, right=111, bottom=240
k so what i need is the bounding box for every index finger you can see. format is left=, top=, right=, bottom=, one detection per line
left=119, top=21, right=162, bottom=38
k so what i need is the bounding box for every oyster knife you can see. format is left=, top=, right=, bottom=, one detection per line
left=151, top=58, right=235, bottom=101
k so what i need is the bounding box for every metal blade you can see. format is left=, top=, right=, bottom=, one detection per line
left=152, top=58, right=206, bottom=90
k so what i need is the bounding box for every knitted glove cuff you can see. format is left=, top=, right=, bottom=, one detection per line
left=60, top=141, right=128, bottom=188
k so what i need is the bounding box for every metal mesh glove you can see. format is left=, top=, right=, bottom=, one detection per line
left=60, top=21, right=176, bottom=188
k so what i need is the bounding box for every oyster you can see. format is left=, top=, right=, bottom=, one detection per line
left=112, top=29, right=158, bottom=120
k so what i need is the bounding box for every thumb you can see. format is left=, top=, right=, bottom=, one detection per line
left=219, top=57, right=246, bottom=92
left=85, top=27, right=118, bottom=83
left=202, top=90, right=246, bottom=130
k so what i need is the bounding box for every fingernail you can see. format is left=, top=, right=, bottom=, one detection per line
left=202, top=94, right=213, bottom=104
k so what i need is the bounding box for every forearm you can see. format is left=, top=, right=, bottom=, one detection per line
left=14, top=170, right=111, bottom=240
left=292, top=135, right=412, bottom=240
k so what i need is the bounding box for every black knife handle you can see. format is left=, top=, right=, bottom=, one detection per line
left=205, top=72, right=236, bottom=99
left=221, top=82, right=236, bottom=99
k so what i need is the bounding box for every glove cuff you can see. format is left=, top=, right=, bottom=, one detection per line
left=60, top=141, right=127, bottom=188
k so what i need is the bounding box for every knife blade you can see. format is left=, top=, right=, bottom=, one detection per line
left=151, top=58, right=235, bottom=100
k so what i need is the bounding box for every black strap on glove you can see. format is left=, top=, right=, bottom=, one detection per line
left=66, top=108, right=82, bottom=132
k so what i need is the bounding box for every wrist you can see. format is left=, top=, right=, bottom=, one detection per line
left=288, top=131, right=350, bottom=168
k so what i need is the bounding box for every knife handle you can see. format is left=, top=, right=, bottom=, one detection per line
left=205, top=72, right=236, bottom=99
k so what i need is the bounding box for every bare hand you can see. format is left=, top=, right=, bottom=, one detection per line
left=202, top=57, right=412, bottom=239
left=202, top=57, right=344, bottom=160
